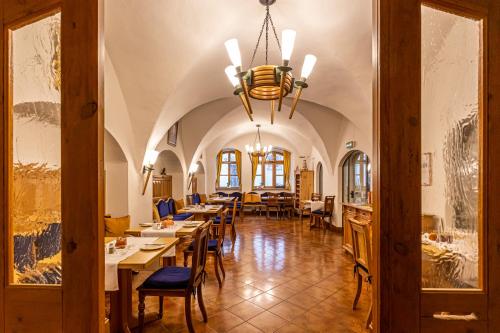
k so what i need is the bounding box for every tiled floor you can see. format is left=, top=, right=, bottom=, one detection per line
left=133, top=215, right=371, bottom=333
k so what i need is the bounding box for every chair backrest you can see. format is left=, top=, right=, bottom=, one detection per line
left=349, top=218, right=372, bottom=274
left=216, top=191, right=228, bottom=197
left=324, top=196, right=335, bottom=215
left=185, top=194, right=193, bottom=205
left=267, top=193, right=279, bottom=206
left=175, top=198, right=185, bottom=211
left=200, top=194, right=207, bottom=203
left=192, top=193, right=201, bottom=204
left=156, top=199, right=169, bottom=219
left=231, top=198, right=238, bottom=221
left=229, top=192, right=242, bottom=199
left=189, top=221, right=211, bottom=286
left=217, top=208, right=229, bottom=249
left=311, top=193, right=322, bottom=201
left=166, top=198, right=176, bottom=215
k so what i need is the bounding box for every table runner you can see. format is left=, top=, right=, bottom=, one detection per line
left=105, top=237, right=158, bottom=291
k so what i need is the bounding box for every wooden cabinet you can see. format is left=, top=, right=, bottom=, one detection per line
left=153, top=175, right=172, bottom=202
left=342, top=203, right=372, bottom=254
left=294, top=170, right=314, bottom=209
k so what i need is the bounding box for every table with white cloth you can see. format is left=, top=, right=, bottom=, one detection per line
left=302, top=200, right=325, bottom=212
left=206, top=197, right=235, bottom=205
left=177, top=204, right=223, bottom=220
left=125, top=220, right=204, bottom=238
left=105, top=236, right=178, bottom=333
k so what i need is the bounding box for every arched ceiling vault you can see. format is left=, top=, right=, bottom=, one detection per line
left=104, top=0, right=372, bottom=162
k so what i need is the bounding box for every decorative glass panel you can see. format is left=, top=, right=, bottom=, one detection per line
left=230, top=176, right=239, bottom=188
left=275, top=153, right=284, bottom=161
left=421, top=6, right=481, bottom=289
left=229, top=153, right=236, bottom=162
left=220, top=164, right=229, bottom=176
left=222, top=153, right=229, bottom=162
left=229, top=164, right=237, bottom=176
left=219, top=176, right=229, bottom=188
left=10, top=12, right=62, bottom=285
left=342, top=151, right=371, bottom=204
left=254, top=176, right=262, bottom=187
left=266, top=153, right=274, bottom=161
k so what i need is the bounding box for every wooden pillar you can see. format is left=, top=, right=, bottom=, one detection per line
left=372, top=0, right=421, bottom=332
left=61, top=0, right=105, bottom=331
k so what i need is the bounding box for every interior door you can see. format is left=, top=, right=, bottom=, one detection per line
left=374, top=0, right=500, bottom=332
left=1, top=0, right=104, bottom=331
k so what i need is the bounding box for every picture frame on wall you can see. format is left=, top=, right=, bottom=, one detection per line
left=167, top=122, right=178, bottom=147
left=422, top=152, right=432, bottom=186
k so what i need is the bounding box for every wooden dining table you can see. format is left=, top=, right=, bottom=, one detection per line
left=177, top=204, right=223, bottom=220
left=206, top=196, right=235, bottom=205
left=124, top=221, right=205, bottom=237
left=105, top=237, right=179, bottom=333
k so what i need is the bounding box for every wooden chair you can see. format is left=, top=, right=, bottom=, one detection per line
left=199, top=194, right=207, bottom=204
left=299, top=193, right=322, bottom=222
left=310, top=195, right=335, bottom=229
left=226, top=199, right=239, bottom=251
left=137, top=221, right=211, bottom=333
left=281, top=193, right=295, bottom=219
left=349, top=217, right=373, bottom=329
left=184, top=209, right=228, bottom=287
left=266, top=193, right=281, bottom=220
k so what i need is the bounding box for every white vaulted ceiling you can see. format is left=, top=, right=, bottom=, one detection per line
left=104, top=0, right=372, bottom=164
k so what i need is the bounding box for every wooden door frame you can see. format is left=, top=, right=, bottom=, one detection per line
left=1, top=0, right=104, bottom=331
left=373, top=0, right=500, bottom=331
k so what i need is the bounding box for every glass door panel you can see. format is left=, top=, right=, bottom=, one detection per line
left=9, top=12, right=62, bottom=285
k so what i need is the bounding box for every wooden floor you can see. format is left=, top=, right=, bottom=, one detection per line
left=132, top=215, right=371, bottom=332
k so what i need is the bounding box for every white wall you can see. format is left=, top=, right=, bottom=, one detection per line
left=153, top=150, right=184, bottom=200
left=104, top=131, right=129, bottom=217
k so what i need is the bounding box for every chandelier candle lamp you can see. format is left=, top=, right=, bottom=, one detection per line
left=224, top=0, right=317, bottom=124
left=245, top=124, right=273, bottom=159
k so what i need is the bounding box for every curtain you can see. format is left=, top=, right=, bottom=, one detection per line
left=216, top=151, right=223, bottom=188
left=251, top=154, right=259, bottom=188
left=235, top=150, right=242, bottom=187
left=283, top=150, right=291, bottom=190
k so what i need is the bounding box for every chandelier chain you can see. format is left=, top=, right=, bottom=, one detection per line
left=249, top=4, right=282, bottom=67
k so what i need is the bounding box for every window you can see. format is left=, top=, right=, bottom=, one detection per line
left=254, top=150, right=286, bottom=189
left=218, top=150, right=240, bottom=189
left=342, top=151, right=371, bottom=204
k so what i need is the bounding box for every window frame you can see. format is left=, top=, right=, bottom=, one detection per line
left=217, top=149, right=241, bottom=190
left=253, top=150, right=286, bottom=190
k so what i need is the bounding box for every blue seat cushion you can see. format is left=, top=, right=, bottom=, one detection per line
left=173, top=213, right=193, bottom=221
left=141, top=266, right=191, bottom=289
left=214, top=216, right=232, bottom=225
left=312, top=209, right=324, bottom=214
left=188, top=239, right=217, bottom=251
left=167, top=199, right=176, bottom=214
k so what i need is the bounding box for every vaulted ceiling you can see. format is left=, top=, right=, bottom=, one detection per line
left=104, top=0, right=373, bottom=166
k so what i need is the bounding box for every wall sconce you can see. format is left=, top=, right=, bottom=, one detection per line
left=142, top=150, right=159, bottom=195
left=187, top=162, right=199, bottom=190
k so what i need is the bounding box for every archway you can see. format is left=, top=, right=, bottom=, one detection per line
left=104, top=130, right=128, bottom=216
left=154, top=150, right=184, bottom=200
left=339, top=150, right=371, bottom=204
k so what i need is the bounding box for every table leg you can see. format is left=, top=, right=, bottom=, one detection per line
left=118, top=268, right=133, bottom=333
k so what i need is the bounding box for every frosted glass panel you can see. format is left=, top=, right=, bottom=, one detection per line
left=421, top=6, right=481, bottom=289
left=10, top=12, right=62, bottom=284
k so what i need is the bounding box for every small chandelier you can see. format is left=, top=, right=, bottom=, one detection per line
left=224, top=0, right=317, bottom=124
left=245, top=124, right=272, bottom=158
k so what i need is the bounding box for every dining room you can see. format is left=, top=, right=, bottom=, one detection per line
left=3, top=0, right=500, bottom=332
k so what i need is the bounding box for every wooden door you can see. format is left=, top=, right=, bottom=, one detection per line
left=373, top=0, right=500, bottom=332
left=1, top=0, right=104, bottom=332
left=192, top=176, right=198, bottom=194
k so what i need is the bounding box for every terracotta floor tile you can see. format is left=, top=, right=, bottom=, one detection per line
left=132, top=216, right=369, bottom=333
left=227, top=322, right=264, bottom=333
left=268, top=301, right=306, bottom=321
left=228, top=300, right=265, bottom=321
left=248, top=311, right=289, bottom=333
left=249, top=292, right=283, bottom=309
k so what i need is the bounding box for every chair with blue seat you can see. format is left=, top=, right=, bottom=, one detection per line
left=192, top=193, right=201, bottom=205
left=214, top=199, right=238, bottom=251
left=156, top=199, right=170, bottom=220
left=215, top=191, right=228, bottom=197
left=184, top=209, right=228, bottom=287
left=137, top=221, right=211, bottom=333
left=167, top=198, right=193, bottom=221
left=228, top=192, right=243, bottom=215
left=310, top=195, right=335, bottom=229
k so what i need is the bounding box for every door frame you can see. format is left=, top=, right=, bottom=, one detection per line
left=0, top=0, right=104, bottom=331
left=372, top=0, right=500, bottom=331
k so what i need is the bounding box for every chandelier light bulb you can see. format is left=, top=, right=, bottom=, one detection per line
left=224, top=38, right=242, bottom=68
left=224, top=65, right=239, bottom=87
left=268, top=145, right=273, bottom=152
left=263, top=146, right=268, bottom=153
left=300, top=54, right=317, bottom=79
left=145, top=150, right=160, bottom=166
left=250, top=146, right=254, bottom=153
left=256, top=142, right=261, bottom=151
left=281, top=29, right=296, bottom=62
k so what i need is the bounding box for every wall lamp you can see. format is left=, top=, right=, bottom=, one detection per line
left=187, top=162, right=199, bottom=190
left=142, top=150, right=159, bottom=195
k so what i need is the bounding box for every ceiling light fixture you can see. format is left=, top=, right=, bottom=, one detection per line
left=224, top=0, right=316, bottom=124
left=245, top=124, right=272, bottom=158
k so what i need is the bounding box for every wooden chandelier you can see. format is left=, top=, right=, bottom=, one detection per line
left=224, top=0, right=316, bottom=124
